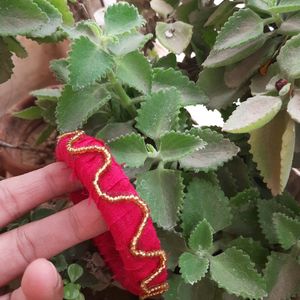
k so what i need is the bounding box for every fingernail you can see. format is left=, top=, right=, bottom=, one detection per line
left=47, top=260, right=62, bottom=289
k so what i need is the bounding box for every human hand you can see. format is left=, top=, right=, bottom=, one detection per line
left=0, top=162, right=107, bottom=300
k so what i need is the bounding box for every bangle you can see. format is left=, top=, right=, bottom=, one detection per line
left=56, top=131, right=168, bottom=299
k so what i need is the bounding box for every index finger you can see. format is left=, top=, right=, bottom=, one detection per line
left=0, top=162, right=80, bottom=228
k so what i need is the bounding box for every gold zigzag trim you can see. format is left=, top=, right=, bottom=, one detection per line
left=58, top=130, right=168, bottom=299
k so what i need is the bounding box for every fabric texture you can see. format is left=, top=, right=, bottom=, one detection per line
left=56, top=132, right=167, bottom=297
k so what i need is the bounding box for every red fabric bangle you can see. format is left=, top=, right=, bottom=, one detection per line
left=55, top=131, right=168, bottom=299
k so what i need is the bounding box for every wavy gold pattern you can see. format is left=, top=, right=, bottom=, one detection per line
left=57, top=130, right=168, bottom=299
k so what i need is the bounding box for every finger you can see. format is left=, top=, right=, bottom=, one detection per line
left=0, top=162, right=81, bottom=227
left=0, top=199, right=107, bottom=286
left=0, top=259, right=63, bottom=300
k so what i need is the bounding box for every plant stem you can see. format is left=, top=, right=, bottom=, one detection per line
left=108, top=72, right=137, bottom=118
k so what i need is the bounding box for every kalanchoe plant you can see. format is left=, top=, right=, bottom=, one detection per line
left=2, top=0, right=300, bottom=299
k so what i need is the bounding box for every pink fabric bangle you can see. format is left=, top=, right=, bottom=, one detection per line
left=55, top=131, right=168, bottom=299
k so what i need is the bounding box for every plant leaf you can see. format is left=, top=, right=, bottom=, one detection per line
left=246, top=0, right=271, bottom=14
left=56, top=84, right=110, bottom=133
left=96, top=121, right=135, bottom=142
left=179, top=253, right=209, bottom=284
left=108, top=133, right=148, bottom=168
left=278, top=33, right=300, bottom=79
left=50, top=58, right=70, bottom=83
left=135, top=88, right=181, bottom=140
left=68, top=264, right=83, bottom=283
left=279, top=11, right=300, bottom=36
left=287, top=89, right=300, bottom=123
left=213, top=8, right=264, bottom=50
left=116, top=51, right=151, bottom=94
left=0, top=0, right=49, bottom=36
left=3, top=37, right=28, bottom=58
left=68, top=37, right=114, bottom=90
left=0, top=38, right=14, bottom=84
left=159, top=131, right=205, bottom=162
left=223, top=96, right=282, bottom=133
left=104, top=2, right=144, bottom=35
left=136, top=169, right=184, bottom=229
left=179, top=128, right=239, bottom=172
left=210, top=247, right=267, bottom=299
left=47, top=0, right=74, bottom=25
left=13, top=106, right=43, bottom=120
left=156, top=21, right=193, bottom=54
left=182, top=178, right=232, bottom=236
left=269, top=0, right=300, bottom=13
left=189, top=219, right=213, bottom=251
left=31, top=88, right=61, bottom=100
left=152, top=68, right=208, bottom=105
left=249, top=111, right=296, bottom=196
left=273, top=212, right=300, bottom=249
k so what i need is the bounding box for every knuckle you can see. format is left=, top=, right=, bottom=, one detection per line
left=0, top=184, right=20, bottom=221
left=67, top=207, right=85, bottom=242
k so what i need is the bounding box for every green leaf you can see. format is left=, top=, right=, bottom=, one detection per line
left=64, top=282, right=80, bottom=300
left=279, top=11, right=300, bottom=36
left=0, top=0, right=49, bottom=36
left=136, top=169, right=184, bottom=229
left=96, top=121, right=135, bottom=142
left=249, top=111, right=296, bottom=196
left=228, top=237, right=269, bottom=268
left=264, top=252, right=300, bottom=299
left=13, top=106, right=43, bottom=120
left=257, top=199, right=295, bottom=243
left=278, top=33, right=300, bottom=80
left=246, top=0, right=270, bottom=14
left=56, top=84, right=110, bottom=133
left=189, top=219, right=213, bottom=251
left=274, top=192, right=300, bottom=215
left=31, top=88, right=61, bottom=100
left=213, top=8, right=264, bottom=50
left=152, top=68, right=208, bottom=105
left=68, top=264, right=84, bottom=283
left=68, top=37, right=114, bottom=90
left=179, top=252, right=209, bottom=284
left=154, top=53, right=177, bottom=69
left=269, top=0, right=300, bottom=13
left=287, top=89, right=300, bottom=123
left=136, top=89, right=181, bottom=140
left=182, top=178, right=232, bottom=236
left=156, top=21, right=193, bottom=54
left=179, top=128, right=239, bottom=172
left=108, top=31, right=152, bottom=56
left=47, top=0, right=74, bottom=25
left=150, top=0, right=174, bottom=18
left=159, top=131, right=205, bottom=162
left=0, top=38, right=14, bottom=84
left=108, top=133, right=147, bottom=168
left=223, top=96, right=282, bottom=133
left=50, top=58, right=70, bottom=83
left=273, top=213, right=300, bottom=249
left=197, top=67, right=247, bottom=110
left=104, top=2, right=144, bottom=35
left=116, top=51, right=151, bottom=94
left=52, top=254, right=68, bottom=272
left=210, top=247, right=267, bottom=299
left=2, top=37, right=27, bottom=58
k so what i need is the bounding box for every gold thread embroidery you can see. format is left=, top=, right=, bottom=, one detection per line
left=58, top=131, right=168, bottom=299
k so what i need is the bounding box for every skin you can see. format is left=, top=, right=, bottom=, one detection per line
left=0, top=162, right=107, bottom=300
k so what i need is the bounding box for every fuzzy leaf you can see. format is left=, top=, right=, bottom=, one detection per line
left=223, top=96, right=282, bottom=133
left=68, top=264, right=83, bottom=283
left=0, top=0, right=49, bottom=36
left=96, top=121, right=135, bottom=142
left=156, top=21, right=193, bottom=54
left=56, top=84, right=110, bottom=133
left=179, top=128, right=239, bottom=172
left=104, top=3, right=144, bottom=35
left=136, top=89, right=181, bottom=140
left=68, top=37, right=114, bottom=90
left=179, top=253, right=209, bottom=284
left=3, top=37, right=27, bottom=58
left=108, top=31, right=152, bottom=56
left=264, top=252, right=300, bottom=299
left=246, top=0, right=270, bottom=14
left=274, top=192, right=300, bottom=216
left=269, top=0, right=300, bottom=13
left=159, top=131, right=205, bottom=162
left=210, top=247, right=267, bottom=299
left=189, top=219, right=213, bottom=251
left=116, top=51, right=151, bottom=94
left=213, top=8, right=264, bottom=50
left=279, top=11, right=300, bottom=36
left=50, top=58, right=69, bottom=83
left=31, top=88, right=61, bottom=100
left=136, top=169, right=183, bottom=229
left=182, top=178, right=232, bottom=236
left=287, top=89, right=300, bottom=123
left=249, top=111, right=296, bottom=196
left=152, top=68, right=208, bottom=105
left=257, top=199, right=295, bottom=243
left=197, top=67, right=246, bottom=109
left=278, top=33, right=300, bottom=79
left=47, top=0, right=74, bottom=25
left=0, top=38, right=14, bottom=84
left=273, top=213, right=300, bottom=249
left=108, top=133, right=147, bottom=168
left=13, top=106, right=43, bottom=120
